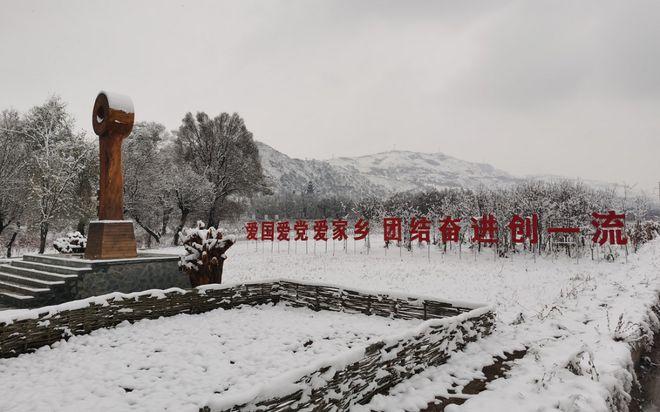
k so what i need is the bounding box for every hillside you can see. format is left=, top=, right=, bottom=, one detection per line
left=256, top=142, right=518, bottom=198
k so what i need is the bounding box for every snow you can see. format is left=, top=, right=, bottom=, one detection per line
left=0, top=277, right=484, bottom=326
left=0, top=303, right=418, bottom=412
left=256, top=142, right=620, bottom=198
left=3, top=238, right=659, bottom=411
left=93, top=220, right=136, bottom=223
left=169, top=238, right=659, bottom=411
left=256, top=141, right=518, bottom=198
left=327, top=150, right=516, bottom=193
left=255, top=141, right=380, bottom=198
left=0, top=287, right=188, bottom=325
left=17, top=252, right=178, bottom=266
left=101, top=91, right=134, bottom=114
left=53, top=231, right=86, bottom=253
left=179, top=221, right=235, bottom=272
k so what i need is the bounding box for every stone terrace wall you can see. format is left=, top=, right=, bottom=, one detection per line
left=0, top=280, right=485, bottom=359
left=0, top=281, right=277, bottom=358
left=0, top=279, right=494, bottom=411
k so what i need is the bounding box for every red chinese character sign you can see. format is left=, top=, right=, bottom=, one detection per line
left=276, top=221, right=290, bottom=241
left=508, top=214, right=538, bottom=244
left=313, top=220, right=328, bottom=241
left=245, top=221, right=258, bottom=241
left=410, top=217, right=431, bottom=243
left=471, top=214, right=498, bottom=244
left=261, top=221, right=274, bottom=241
left=383, top=217, right=402, bottom=243
left=294, top=220, right=308, bottom=241
left=439, top=216, right=461, bottom=243
left=332, top=220, right=349, bottom=241
left=592, top=211, right=627, bottom=245
left=242, top=209, right=630, bottom=261
left=354, top=218, right=369, bottom=240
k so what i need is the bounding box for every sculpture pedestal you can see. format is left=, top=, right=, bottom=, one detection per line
left=85, top=220, right=137, bottom=260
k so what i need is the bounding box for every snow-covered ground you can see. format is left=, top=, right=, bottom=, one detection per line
left=189, top=239, right=659, bottom=411
left=2, top=239, right=658, bottom=411
left=0, top=303, right=418, bottom=412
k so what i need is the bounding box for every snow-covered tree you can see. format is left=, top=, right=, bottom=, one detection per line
left=170, top=164, right=214, bottom=246
left=351, top=195, right=382, bottom=250
left=174, top=112, right=269, bottom=227
left=123, top=122, right=173, bottom=246
left=0, top=109, right=29, bottom=256
left=23, top=97, right=90, bottom=254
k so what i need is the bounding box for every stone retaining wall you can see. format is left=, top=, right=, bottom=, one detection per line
left=0, top=279, right=494, bottom=411
left=74, top=256, right=190, bottom=299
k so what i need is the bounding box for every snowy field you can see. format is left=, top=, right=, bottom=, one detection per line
left=1, top=238, right=658, bottom=412
left=205, top=239, right=660, bottom=411
left=0, top=303, right=417, bottom=412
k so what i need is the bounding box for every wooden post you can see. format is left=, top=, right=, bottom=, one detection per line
left=85, top=92, right=138, bottom=260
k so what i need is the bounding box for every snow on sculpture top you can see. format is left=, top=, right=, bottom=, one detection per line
left=92, top=91, right=134, bottom=138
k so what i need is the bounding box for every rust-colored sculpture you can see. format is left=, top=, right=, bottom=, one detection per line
left=84, top=92, right=138, bottom=259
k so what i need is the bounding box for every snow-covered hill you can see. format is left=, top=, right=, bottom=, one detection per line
left=327, top=150, right=518, bottom=194
left=256, top=141, right=518, bottom=197
left=256, top=142, right=381, bottom=198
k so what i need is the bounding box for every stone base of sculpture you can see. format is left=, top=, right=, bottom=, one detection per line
left=85, top=220, right=138, bottom=260
left=0, top=252, right=188, bottom=308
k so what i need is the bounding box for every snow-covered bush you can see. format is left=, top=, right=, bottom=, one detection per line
left=179, top=221, right=235, bottom=287
left=565, top=348, right=599, bottom=381
left=628, top=220, right=660, bottom=252
left=53, top=231, right=87, bottom=254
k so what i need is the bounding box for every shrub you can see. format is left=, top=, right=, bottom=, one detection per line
left=179, top=221, right=235, bottom=287
left=53, top=231, right=87, bottom=254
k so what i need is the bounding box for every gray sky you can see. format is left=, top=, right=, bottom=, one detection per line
left=1, top=0, right=659, bottom=195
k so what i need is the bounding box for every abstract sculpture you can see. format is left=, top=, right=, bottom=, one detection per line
left=84, top=92, right=138, bottom=259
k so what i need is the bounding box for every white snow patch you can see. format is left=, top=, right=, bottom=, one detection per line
left=100, top=91, right=134, bottom=114
left=0, top=303, right=418, bottom=412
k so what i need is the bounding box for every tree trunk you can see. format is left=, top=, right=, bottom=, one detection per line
left=6, top=231, right=17, bottom=258
left=77, top=219, right=87, bottom=235
left=207, top=206, right=217, bottom=230
left=39, top=221, right=49, bottom=254
left=173, top=209, right=190, bottom=246
left=207, top=210, right=213, bottom=229
left=211, top=258, right=225, bottom=284
left=134, top=217, right=160, bottom=244
left=161, top=207, right=172, bottom=235
left=0, top=218, right=8, bottom=237
left=207, top=195, right=224, bottom=229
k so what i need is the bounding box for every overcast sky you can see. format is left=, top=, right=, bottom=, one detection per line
left=1, top=0, right=658, bottom=195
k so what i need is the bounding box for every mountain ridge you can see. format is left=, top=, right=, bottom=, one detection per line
left=256, top=141, right=522, bottom=198
left=256, top=141, right=623, bottom=199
